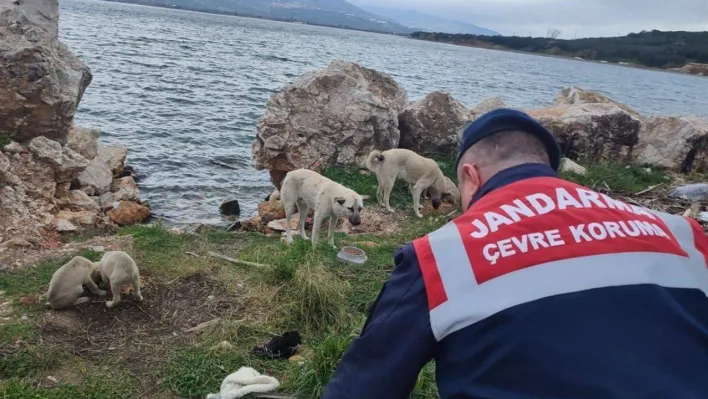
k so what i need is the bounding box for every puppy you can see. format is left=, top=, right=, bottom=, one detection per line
left=424, top=176, right=460, bottom=206
left=367, top=149, right=446, bottom=218
left=280, top=169, right=363, bottom=248
left=47, top=256, right=105, bottom=310
left=99, top=251, right=143, bottom=308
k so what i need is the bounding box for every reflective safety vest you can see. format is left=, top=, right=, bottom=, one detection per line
left=414, top=176, right=708, bottom=342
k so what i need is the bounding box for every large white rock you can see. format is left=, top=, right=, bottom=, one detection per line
left=77, top=156, right=113, bottom=195
left=398, top=92, right=471, bottom=155
left=635, top=116, right=708, bottom=173
left=470, top=96, right=508, bottom=119
left=66, top=125, right=100, bottom=160
left=97, top=142, right=128, bottom=175
left=528, top=101, right=642, bottom=165
left=27, top=136, right=89, bottom=183
left=0, top=0, right=92, bottom=144
left=252, top=60, right=408, bottom=186
left=553, top=86, right=642, bottom=118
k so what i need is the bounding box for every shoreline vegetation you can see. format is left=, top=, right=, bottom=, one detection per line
left=409, top=31, right=708, bottom=74
left=3, top=161, right=701, bottom=399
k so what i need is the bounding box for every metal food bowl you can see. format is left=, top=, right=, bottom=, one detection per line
left=337, top=246, right=368, bottom=265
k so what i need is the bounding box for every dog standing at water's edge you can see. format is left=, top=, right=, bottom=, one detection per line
left=280, top=169, right=363, bottom=248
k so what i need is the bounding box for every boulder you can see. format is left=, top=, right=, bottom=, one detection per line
left=27, top=136, right=89, bottom=183
left=3, top=141, right=27, bottom=154
left=107, top=201, right=150, bottom=226
left=258, top=201, right=286, bottom=223
left=58, top=190, right=100, bottom=212
left=8, top=152, right=56, bottom=200
left=398, top=92, right=471, bottom=155
left=560, top=158, right=587, bottom=175
left=528, top=102, right=642, bottom=165
left=252, top=60, right=408, bottom=186
left=55, top=210, right=96, bottom=226
left=669, top=184, right=708, bottom=201
left=77, top=156, right=113, bottom=195
left=553, top=87, right=641, bottom=118
left=66, top=126, right=100, bottom=160
left=110, top=176, right=140, bottom=202
left=55, top=219, right=78, bottom=232
left=470, top=97, right=508, bottom=119
left=219, top=200, right=241, bottom=217
left=635, top=116, right=708, bottom=173
left=0, top=0, right=92, bottom=144
left=97, top=142, right=128, bottom=176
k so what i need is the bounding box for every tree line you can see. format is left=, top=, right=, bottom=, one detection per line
left=411, top=30, right=708, bottom=69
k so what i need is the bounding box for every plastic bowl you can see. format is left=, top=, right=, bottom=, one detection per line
left=337, top=246, right=368, bottom=265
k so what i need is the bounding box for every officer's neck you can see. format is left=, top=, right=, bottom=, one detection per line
left=469, top=162, right=557, bottom=206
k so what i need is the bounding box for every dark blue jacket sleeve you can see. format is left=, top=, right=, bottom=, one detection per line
left=322, top=244, right=436, bottom=399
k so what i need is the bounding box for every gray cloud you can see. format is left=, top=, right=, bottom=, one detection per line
left=351, top=0, right=708, bottom=37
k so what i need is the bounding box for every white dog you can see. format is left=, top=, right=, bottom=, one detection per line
left=280, top=169, right=363, bottom=248
left=99, top=251, right=143, bottom=308
left=47, top=256, right=105, bottom=310
left=367, top=149, right=446, bottom=218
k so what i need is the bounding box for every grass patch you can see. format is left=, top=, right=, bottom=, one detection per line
left=0, top=134, right=10, bottom=148
left=0, top=367, right=137, bottom=399
left=561, top=161, right=668, bottom=193
left=0, top=323, right=36, bottom=348
left=287, top=263, right=350, bottom=333
left=0, top=259, right=63, bottom=297
left=161, top=347, right=248, bottom=398
left=0, top=348, right=58, bottom=379
left=79, top=249, right=103, bottom=262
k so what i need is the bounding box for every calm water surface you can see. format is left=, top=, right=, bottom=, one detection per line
left=59, top=0, right=708, bottom=225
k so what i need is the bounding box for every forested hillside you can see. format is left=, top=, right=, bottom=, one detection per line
left=411, top=30, right=708, bottom=68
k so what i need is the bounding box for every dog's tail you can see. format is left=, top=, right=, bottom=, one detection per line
left=366, top=150, right=386, bottom=172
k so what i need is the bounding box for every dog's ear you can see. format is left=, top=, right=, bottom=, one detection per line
left=334, top=197, right=346, bottom=206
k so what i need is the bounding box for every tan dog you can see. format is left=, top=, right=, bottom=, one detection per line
left=47, top=256, right=105, bottom=310
left=280, top=169, right=363, bottom=248
left=367, top=149, right=446, bottom=218
left=99, top=251, right=143, bottom=308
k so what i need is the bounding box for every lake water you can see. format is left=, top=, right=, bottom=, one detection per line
left=59, top=0, right=708, bottom=225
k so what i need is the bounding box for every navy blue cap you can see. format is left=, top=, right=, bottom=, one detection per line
left=456, top=108, right=561, bottom=171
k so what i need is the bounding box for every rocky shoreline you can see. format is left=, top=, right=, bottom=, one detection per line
left=1, top=0, right=148, bottom=268
left=3, top=0, right=708, bottom=265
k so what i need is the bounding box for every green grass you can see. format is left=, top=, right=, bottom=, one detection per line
left=560, top=161, right=669, bottom=193
left=0, top=259, right=63, bottom=297
left=0, top=368, right=137, bottom=399
left=0, top=134, right=10, bottom=148
left=0, top=323, right=36, bottom=348
left=161, top=347, right=249, bottom=398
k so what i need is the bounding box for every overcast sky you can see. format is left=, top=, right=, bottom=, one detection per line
left=350, top=0, right=708, bottom=38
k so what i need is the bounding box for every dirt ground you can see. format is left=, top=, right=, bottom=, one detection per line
left=38, top=271, right=249, bottom=394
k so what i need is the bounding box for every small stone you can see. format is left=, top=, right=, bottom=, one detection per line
left=207, top=295, right=215, bottom=300
left=670, top=184, right=708, bottom=201
left=46, top=376, right=58, bottom=384
left=107, top=201, right=151, bottom=226
left=3, top=142, right=27, bottom=154
left=560, top=158, right=587, bottom=176
left=169, top=227, right=183, bottom=235
left=19, top=296, right=37, bottom=306
left=21, top=314, right=28, bottom=321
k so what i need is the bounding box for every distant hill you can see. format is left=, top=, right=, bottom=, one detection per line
left=105, top=0, right=414, bottom=34
left=411, top=30, right=708, bottom=69
left=356, top=5, right=499, bottom=36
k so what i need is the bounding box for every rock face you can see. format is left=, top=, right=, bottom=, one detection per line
left=0, top=0, right=92, bottom=144
left=97, top=142, right=128, bottom=176
left=635, top=116, right=708, bottom=173
left=470, top=97, right=508, bottom=119
left=77, top=156, right=113, bottom=195
left=398, top=92, right=471, bottom=155
left=252, top=60, right=408, bottom=186
left=66, top=126, right=100, bottom=160
left=28, top=136, right=88, bottom=183
left=553, top=86, right=641, bottom=118
left=560, top=158, right=587, bottom=176
left=528, top=90, right=642, bottom=165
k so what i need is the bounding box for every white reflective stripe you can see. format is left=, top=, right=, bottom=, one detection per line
left=428, top=223, right=478, bottom=301
left=654, top=212, right=708, bottom=291
left=429, top=251, right=708, bottom=341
